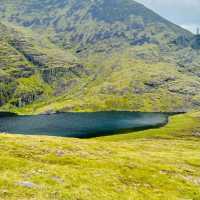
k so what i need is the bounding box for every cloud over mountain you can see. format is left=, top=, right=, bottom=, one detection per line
left=137, top=0, right=200, bottom=33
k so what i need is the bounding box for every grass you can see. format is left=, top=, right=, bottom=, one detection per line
left=0, top=112, right=200, bottom=199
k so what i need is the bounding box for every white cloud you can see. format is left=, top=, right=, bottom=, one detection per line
left=181, top=24, right=199, bottom=34
left=136, top=0, right=200, bottom=33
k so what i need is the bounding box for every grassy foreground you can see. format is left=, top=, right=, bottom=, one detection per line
left=0, top=113, right=200, bottom=200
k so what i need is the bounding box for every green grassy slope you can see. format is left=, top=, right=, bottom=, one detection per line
left=0, top=112, right=200, bottom=200
left=0, top=22, right=43, bottom=108
left=0, top=22, right=92, bottom=112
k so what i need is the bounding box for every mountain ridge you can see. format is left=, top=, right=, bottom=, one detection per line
left=0, top=0, right=200, bottom=113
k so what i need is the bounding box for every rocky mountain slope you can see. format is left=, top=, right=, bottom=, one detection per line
left=0, top=22, right=91, bottom=111
left=0, top=0, right=200, bottom=113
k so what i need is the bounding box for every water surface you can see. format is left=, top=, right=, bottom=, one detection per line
left=0, top=112, right=169, bottom=138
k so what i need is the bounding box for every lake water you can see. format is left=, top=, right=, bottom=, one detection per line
left=0, top=112, right=170, bottom=138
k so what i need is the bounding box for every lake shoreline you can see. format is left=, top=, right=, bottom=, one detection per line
left=0, top=110, right=185, bottom=117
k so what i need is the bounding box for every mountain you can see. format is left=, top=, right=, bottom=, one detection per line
left=0, top=22, right=90, bottom=110
left=0, top=0, right=196, bottom=53
left=0, top=0, right=200, bottom=113
left=1, top=2, right=200, bottom=199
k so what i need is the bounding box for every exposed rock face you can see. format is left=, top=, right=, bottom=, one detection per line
left=54, top=79, right=78, bottom=96
left=191, top=35, right=200, bottom=49
left=174, top=35, right=200, bottom=50
left=0, top=75, right=17, bottom=106
left=0, top=22, right=83, bottom=109
left=173, top=35, right=191, bottom=47
left=144, top=75, right=176, bottom=88
left=0, top=0, right=192, bottom=51
left=9, top=38, right=52, bottom=68
left=0, top=0, right=200, bottom=112
left=41, top=64, right=89, bottom=83
left=0, top=86, right=16, bottom=106
left=17, top=181, right=39, bottom=188
left=168, top=84, right=200, bottom=96
left=12, top=91, right=44, bottom=107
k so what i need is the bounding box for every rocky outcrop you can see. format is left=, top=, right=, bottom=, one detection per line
left=173, top=35, right=200, bottom=50
left=12, top=65, right=35, bottom=78
left=54, top=79, right=78, bottom=96
left=191, top=35, right=200, bottom=49
left=12, top=90, right=43, bottom=107
left=9, top=38, right=49, bottom=67
left=144, top=75, right=176, bottom=88
left=168, top=84, right=200, bottom=96
left=1, top=0, right=200, bottom=113
left=0, top=83, right=17, bottom=106
left=41, top=64, right=89, bottom=83
left=173, top=35, right=191, bottom=47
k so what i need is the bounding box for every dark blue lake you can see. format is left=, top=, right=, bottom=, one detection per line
left=0, top=112, right=170, bottom=138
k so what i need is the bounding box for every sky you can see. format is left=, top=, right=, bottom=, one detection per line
left=136, top=0, right=200, bottom=33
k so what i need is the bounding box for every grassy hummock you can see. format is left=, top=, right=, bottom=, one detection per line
left=0, top=112, right=200, bottom=200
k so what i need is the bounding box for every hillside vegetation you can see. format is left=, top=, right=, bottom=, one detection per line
left=0, top=0, right=200, bottom=113
left=0, top=1, right=200, bottom=199
left=0, top=22, right=91, bottom=112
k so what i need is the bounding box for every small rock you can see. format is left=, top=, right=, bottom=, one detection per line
left=192, top=132, right=200, bottom=137
left=17, top=181, right=39, bottom=188
left=56, top=150, right=65, bottom=157
left=52, top=176, right=64, bottom=184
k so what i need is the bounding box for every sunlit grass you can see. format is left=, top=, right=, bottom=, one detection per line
left=0, top=112, right=200, bottom=199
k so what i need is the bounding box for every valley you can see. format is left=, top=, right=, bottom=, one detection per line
left=0, top=1, right=200, bottom=199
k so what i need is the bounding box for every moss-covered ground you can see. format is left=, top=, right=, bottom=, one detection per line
left=0, top=112, right=200, bottom=200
